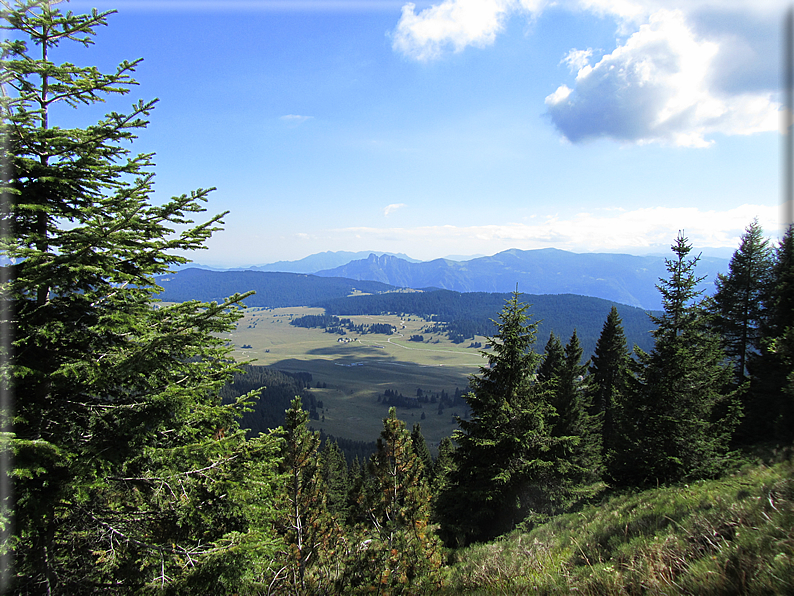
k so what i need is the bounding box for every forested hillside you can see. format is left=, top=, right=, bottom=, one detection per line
left=219, top=365, right=378, bottom=463
left=321, top=290, right=657, bottom=355
left=155, top=268, right=397, bottom=306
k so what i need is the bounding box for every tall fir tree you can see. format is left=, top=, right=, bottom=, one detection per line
left=614, top=233, right=739, bottom=486
left=549, top=330, right=602, bottom=484
left=710, top=219, right=774, bottom=384
left=749, top=224, right=794, bottom=442
left=537, top=332, right=565, bottom=384
left=320, top=438, right=350, bottom=522
left=437, top=292, right=565, bottom=546
left=410, top=423, right=433, bottom=484
left=1, top=1, right=283, bottom=591
left=588, top=306, right=635, bottom=482
left=430, top=436, right=456, bottom=500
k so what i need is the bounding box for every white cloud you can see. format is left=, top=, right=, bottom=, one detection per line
left=393, top=0, right=783, bottom=145
left=545, top=84, right=572, bottom=105
left=280, top=114, right=313, bottom=125
left=391, top=0, right=525, bottom=60
left=546, top=9, right=780, bottom=146
left=329, top=203, right=781, bottom=259
left=384, top=203, right=408, bottom=215
left=562, top=47, right=593, bottom=72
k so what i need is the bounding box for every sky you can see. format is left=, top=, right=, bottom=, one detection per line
left=49, top=0, right=794, bottom=266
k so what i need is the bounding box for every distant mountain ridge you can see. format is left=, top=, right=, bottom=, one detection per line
left=248, top=251, right=420, bottom=274
left=314, top=248, right=729, bottom=311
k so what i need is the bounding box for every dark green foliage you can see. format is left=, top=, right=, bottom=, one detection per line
left=290, top=313, right=350, bottom=330
left=1, top=2, right=282, bottom=591
left=537, top=332, right=564, bottom=383
left=437, top=293, right=566, bottom=546
left=411, top=423, right=434, bottom=482
left=589, top=306, right=635, bottom=481
left=316, top=433, right=377, bottom=468
left=322, top=290, right=657, bottom=356
left=746, top=225, right=794, bottom=444
left=320, top=439, right=350, bottom=521
left=537, top=330, right=603, bottom=490
left=219, top=364, right=314, bottom=435
left=431, top=436, right=456, bottom=499
left=550, top=330, right=602, bottom=484
left=612, top=233, right=739, bottom=487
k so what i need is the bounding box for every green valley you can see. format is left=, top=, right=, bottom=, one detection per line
left=224, top=307, right=484, bottom=445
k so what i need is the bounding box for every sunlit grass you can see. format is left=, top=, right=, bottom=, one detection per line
left=442, top=458, right=794, bottom=594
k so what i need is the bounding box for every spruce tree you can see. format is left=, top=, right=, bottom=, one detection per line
left=431, top=436, right=456, bottom=499
left=710, top=219, right=774, bottom=383
left=749, top=225, right=794, bottom=442
left=1, top=1, right=282, bottom=591
left=437, top=292, right=563, bottom=546
left=589, top=306, right=634, bottom=481
left=550, top=330, right=602, bottom=484
left=616, top=233, right=739, bottom=486
left=410, top=423, right=433, bottom=483
left=537, top=332, right=564, bottom=384
left=320, top=438, right=350, bottom=522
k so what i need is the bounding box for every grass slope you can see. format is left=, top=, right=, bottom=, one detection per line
left=444, top=458, right=794, bottom=595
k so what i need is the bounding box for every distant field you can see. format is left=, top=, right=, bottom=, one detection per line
left=223, top=307, right=488, bottom=446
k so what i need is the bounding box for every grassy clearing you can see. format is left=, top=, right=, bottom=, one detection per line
left=222, top=307, right=487, bottom=445
left=442, top=457, right=794, bottom=594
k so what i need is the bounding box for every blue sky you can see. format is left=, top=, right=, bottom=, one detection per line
left=58, top=0, right=791, bottom=266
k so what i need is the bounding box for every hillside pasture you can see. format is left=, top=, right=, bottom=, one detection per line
left=224, top=307, right=487, bottom=445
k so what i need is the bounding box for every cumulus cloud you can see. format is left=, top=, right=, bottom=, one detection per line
left=392, top=0, right=782, bottom=145
left=545, top=9, right=779, bottom=146
left=391, top=0, right=524, bottom=61
left=384, top=203, right=407, bottom=216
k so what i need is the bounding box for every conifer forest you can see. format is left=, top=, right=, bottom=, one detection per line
left=1, top=1, right=793, bottom=594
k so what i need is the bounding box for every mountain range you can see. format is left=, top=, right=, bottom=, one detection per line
left=247, top=251, right=420, bottom=273
left=312, top=248, right=729, bottom=311
left=170, top=247, right=729, bottom=311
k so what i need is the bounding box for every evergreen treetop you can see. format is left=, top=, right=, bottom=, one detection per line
left=537, top=331, right=564, bottom=384
left=617, top=233, right=738, bottom=486
left=710, top=219, right=774, bottom=382
left=589, top=306, right=634, bottom=479
left=438, top=292, right=566, bottom=545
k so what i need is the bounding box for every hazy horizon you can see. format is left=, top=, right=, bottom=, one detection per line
left=181, top=244, right=735, bottom=271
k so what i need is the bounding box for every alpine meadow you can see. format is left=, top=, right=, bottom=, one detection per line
left=1, top=1, right=794, bottom=595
